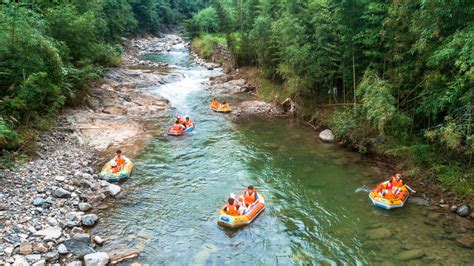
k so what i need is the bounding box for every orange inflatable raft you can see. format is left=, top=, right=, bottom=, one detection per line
left=217, top=195, right=266, bottom=228
left=369, top=182, right=409, bottom=209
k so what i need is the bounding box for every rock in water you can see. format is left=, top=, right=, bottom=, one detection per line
left=84, top=252, right=110, bottom=266
left=107, top=184, right=121, bottom=197
left=78, top=202, right=92, bottom=212
left=93, top=236, right=104, bottom=246
left=455, top=235, right=474, bottom=249
left=456, top=204, right=471, bottom=217
left=366, top=227, right=392, bottom=240
left=397, top=249, right=425, bottom=261
left=63, top=238, right=94, bottom=258
left=81, top=214, right=99, bottom=226
left=319, top=129, right=335, bottom=142
left=54, top=188, right=71, bottom=198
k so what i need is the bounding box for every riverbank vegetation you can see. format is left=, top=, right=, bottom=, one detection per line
left=0, top=0, right=208, bottom=163
left=186, top=0, right=473, bottom=194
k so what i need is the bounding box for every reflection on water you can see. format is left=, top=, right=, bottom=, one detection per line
left=93, top=42, right=473, bottom=265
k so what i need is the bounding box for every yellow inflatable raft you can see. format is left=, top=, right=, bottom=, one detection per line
left=217, top=195, right=265, bottom=228
left=99, top=157, right=133, bottom=182
left=369, top=182, right=409, bottom=209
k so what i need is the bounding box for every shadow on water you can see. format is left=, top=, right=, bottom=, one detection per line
left=93, top=43, right=473, bottom=265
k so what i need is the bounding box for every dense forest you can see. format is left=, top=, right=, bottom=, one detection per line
left=0, top=0, right=208, bottom=157
left=186, top=0, right=473, bottom=192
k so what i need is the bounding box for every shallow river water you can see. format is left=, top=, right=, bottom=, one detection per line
left=93, top=43, right=473, bottom=265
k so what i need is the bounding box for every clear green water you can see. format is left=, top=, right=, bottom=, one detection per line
left=93, top=44, right=473, bottom=265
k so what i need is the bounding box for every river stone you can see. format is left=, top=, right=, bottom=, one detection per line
left=25, top=254, right=41, bottom=262
left=66, top=261, right=82, bottom=266
left=456, top=204, right=471, bottom=217
left=81, top=214, right=99, bottom=226
left=107, top=249, right=140, bottom=265
left=366, top=227, right=392, bottom=240
left=63, top=238, right=94, bottom=258
left=84, top=252, right=109, bottom=266
left=455, top=235, right=474, bottom=249
left=19, top=242, right=33, bottom=255
left=57, top=244, right=68, bottom=254
left=13, top=255, right=28, bottom=266
left=55, top=176, right=65, bottom=182
left=107, top=184, right=121, bottom=197
left=54, top=188, right=71, bottom=198
left=32, top=198, right=46, bottom=207
left=34, top=227, right=62, bottom=239
left=44, top=250, right=59, bottom=262
left=407, top=197, right=430, bottom=206
left=32, top=260, right=46, bottom=266
left=78, top=203, right=92, bottom=212
left=33, top=243, right=48, bottom=253
left=5, top=246, right=14, bottom=256
left=397, top=249, right=425, bottom=261
left=93, top=236, right=104, bottom=246
left=319, top=129, right=335, bottom=142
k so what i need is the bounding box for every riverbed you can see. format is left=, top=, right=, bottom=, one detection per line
left=93, top=42, right=473, bottom=264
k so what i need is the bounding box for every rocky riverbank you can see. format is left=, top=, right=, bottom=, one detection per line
left=0, top=35, right=183, bottom=266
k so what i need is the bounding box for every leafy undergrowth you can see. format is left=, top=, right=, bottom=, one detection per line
left=191, top=33, right=226, bottom=59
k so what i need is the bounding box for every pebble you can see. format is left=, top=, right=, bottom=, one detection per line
left=55, top=176, right=65, bottom=182
left=32, top=260, right=46, bottom=266
left=456, top=204, right=471, bottom=217
left=44, top=250, right=59, bottom=262
left=57, top=244, right=68, bottom=255
left=54, top=188, right=71, bottom=198
left=93, top=236, right=104, bottom=246
left=32, top=198, right=46, bottom=207
left=78, top=203, right=92, bottom=212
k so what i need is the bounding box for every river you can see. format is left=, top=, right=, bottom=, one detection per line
left=93, top=42, right=473, bottom=265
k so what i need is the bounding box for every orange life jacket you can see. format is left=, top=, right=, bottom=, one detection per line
left=225, top=204, right=239, bottom=216
left=384, top=189, right=396, bottom=200
left=172, top=124, right=183, bottom=131
left=110, top=166, right=120, bottom=173
left=390, top=176, right=403, bottom=187
left=184, top=120, right=192, bottom=127
left=211, top=100, right=220, bottom=108
left=244, top=189, right=257, bottom=204
left=115, top=156, right=125, bottom=167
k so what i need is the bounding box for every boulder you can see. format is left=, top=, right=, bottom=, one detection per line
left=33, top=243, right=48, bottom=254
left=81, top=214, right=99, bottom=226
left=54, top=188, right=71, bottom=198
left=66, top=261, right=82, bottom=266
left=366, top=227, right=392, bottom=240
left=397, top=249, right=425, bottom=261
left=34, top=227, right=62, bottom=239
left=319, top=129, right=335, bottom=142
left=107, top=184, right=121, bottom=197
left=84, top=252, right=109, bottom=266
left=78, top=203, right=92, bottom=212
left=456, top=204, right=471, bottom=217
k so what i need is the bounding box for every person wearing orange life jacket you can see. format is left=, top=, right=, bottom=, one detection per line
left=176, top=116, right=185, bottom=125
left=220, top=101, right=230, bottom=110
left=243, top=185, right=259, bottom=207
left=114, top=150, right=126, bottom=170
left=210, top=98, right=220, bottom=109
left=183, top=115, right=193, bottom=128
left=172, top=120, right=185, bottom=131
left=224, top=197, right=240, bottom=216
left=389, top=173, right=416, bottom=194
